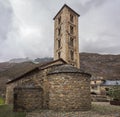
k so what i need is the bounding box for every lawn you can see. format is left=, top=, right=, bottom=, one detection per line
left=0, top=105, right=26, bottom=117
left=26, top=102, right=120, bottom=117
left=92, top=102, right=120, bottom=115
left=0, top=102, right=120, bottom=117
left=0, top=97, right=4, bottom=105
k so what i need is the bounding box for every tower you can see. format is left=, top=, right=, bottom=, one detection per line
left=53, top=4, right=80, bottom=68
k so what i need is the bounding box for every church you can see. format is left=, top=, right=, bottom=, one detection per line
left=5, top=4, right=91, bottom=112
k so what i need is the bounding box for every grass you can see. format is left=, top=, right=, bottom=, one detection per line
left=91, top=102, right=120, bottom=115
left=27, top=102, right=120, bottom=117
left=0, top=105, right=26, bottom=117
left=0, top=102, right=120, bottom=117
left=0, top=97, right=4, bottom=105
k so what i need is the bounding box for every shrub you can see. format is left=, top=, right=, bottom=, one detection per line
left=0, top=105, right=26, bottom=117
left=0, top=97, right=4, bottom=105
left=108, top=86, right=120, bottom=101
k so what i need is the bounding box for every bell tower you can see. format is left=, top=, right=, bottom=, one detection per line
left=53, top=4, right=80, bottom=68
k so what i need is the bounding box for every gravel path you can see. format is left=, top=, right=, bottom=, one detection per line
left=26, top=111, right=119, bottom=117
left=26, top=102, right=120, bottom=117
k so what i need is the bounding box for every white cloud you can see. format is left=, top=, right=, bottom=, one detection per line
left=0, top=0, right=120, bottom=62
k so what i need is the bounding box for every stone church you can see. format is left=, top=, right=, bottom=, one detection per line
left=5, top=4, right=91, bottom=112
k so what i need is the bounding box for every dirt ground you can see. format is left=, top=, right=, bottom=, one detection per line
left=26, top=102, right=120, bottom=117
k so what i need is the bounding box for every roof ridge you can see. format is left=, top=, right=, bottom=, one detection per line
left=53, top=4, right=80, bottom=20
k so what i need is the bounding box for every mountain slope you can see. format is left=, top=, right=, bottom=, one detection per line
left=0, top=53, right=120, bottom=97
left=80, top=53, right=120, bottom=80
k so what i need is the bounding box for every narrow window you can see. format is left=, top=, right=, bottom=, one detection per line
left=70, top=37, right=74, bottom=47
left=58, top=39, right=61, bottom=48
left=70, top=50, right=74, bottom=60
left=14, top=93, right=18, bottom=100
left=58, top=16, right=61, bottom=24
left=70, top=14, right=73, bottom=22
left=70, top=26, right=73, bottom=34
left=58, top=27, right=61, bottom=36
left=58, top=52, right=61, bottom=58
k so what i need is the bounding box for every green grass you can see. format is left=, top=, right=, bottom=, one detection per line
left=0, top=97, right=4, bottom=105
left=0, top=105, right=26, bottom=117
left=92, top=102, right=120, bottom=115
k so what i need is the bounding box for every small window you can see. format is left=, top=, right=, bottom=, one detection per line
left=58, top=52, right=61, bottom=58
left=14, top=93, right=18, bottom=100
left=91, top=86, right=97, bottom=90
left=58, top=39, right=61, bottom=48
left=70, top=37, right=74, bottom=47
left=58, top=16, right=61, bottom=24
left=70, top=14, right=74, bottom=22
left=105, top=88, right=109, bottom=91
left=58, top=27, right=61, bottom=36
left=70, top=26, right=73, bottom=34
left=70, top=50, right=74, bottom=60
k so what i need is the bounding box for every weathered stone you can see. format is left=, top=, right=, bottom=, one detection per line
left=5, top=5, right=91, bottom=112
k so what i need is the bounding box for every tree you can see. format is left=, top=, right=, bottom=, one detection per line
left=108, top=86, right=120, bottom=101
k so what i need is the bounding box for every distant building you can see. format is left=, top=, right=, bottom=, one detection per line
left=90, top=76, right=120, bottom=95
left=90, top=76, right=104, bottom=95
left=100, top=80, right=120, bottom=95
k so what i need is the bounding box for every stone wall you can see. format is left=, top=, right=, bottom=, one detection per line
left=48, top=73, right=91, bottom=111
left=14, top=88, right=43, bottom=111
left=5, top=70, right=39, bottom=104
left=54, top=5, right=80, bottom=68
left=6, top=63, right=91, bottom=112
left=5, top=65, right=55, bottom=109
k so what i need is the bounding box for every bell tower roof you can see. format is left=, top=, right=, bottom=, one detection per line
left=53, top=4, right=80, bottom=20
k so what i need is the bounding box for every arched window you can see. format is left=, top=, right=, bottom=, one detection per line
left=58, top=27, right=61, bottom=36
left=70, top=50, right=74, bottom=60
left=70, top=26, right=73, bottom=34
left=70, top=37, right=74, bottom=47
left=70, top=14, right=74, bottom=22
left=58, top=52, right=61, bottom=58
left=58, top=39, right=61, bottom=48
left=58, top=16, right=61, bottom=24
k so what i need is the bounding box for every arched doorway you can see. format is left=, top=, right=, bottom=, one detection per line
left=14, top=87, right=43, bottom=112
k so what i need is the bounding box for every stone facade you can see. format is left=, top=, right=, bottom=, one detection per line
left=5, top=5, right=91, bottom=112
left=54, top=4, right=80, bottom=68
left=14, top=88, right=43, bottom=111
left=48, top=65, right=91, bottom=111
left=6, top=60, right=91, bottom=112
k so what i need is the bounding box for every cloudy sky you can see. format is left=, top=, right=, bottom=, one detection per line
left=0, top=0, right=120, bottom=62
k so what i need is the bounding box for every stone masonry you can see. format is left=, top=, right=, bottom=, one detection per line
left=54, top=4, right=80, bottom=68
left=5, top=4, right=91, bottom=112
left=6, top=60, right=91, bottom=111
left=48, top=65, right=91, bottom=111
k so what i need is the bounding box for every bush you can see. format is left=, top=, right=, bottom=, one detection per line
left=0, top=105, right=26, bottom=117
left=0, top=97, right=4, bottom=105
left=108, top=86, right=120, bottom=101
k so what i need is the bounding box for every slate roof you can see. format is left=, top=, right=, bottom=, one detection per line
left=101, top=80, right=120, bottom=86
left=48, top=64, right=91, bottom=77
left=53, top=4, right=80, bottom=20
left=7, top=59, right=66, bottom=84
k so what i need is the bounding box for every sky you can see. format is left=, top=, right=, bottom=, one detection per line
left=0, top=0, right=120, bottom=62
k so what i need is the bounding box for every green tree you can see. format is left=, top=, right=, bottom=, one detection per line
left=108, top=86, right=120, bottom=101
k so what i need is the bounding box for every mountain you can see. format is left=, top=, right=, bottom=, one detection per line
left=0, top=53, right=120, bottom=97
left=9, top=57, right=31, bottom=63
left=80, top=53, right=120, bottom=80
left=0, top=62, right=38, bottom=97
left=34, top=57, right=53, bottom=63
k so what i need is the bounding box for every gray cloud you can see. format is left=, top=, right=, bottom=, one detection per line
left=0, top=0, right=120, bottom=62
left=72, top=0, right=107, bottom=15
left=0, top=0, right=13, bottom=42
